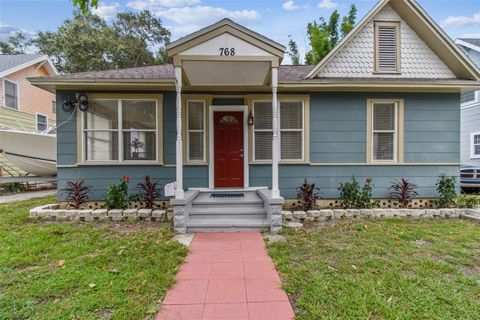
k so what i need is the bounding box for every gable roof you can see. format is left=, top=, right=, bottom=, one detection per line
left=305, top=0, right=480, bottom=81
left=0, top=54, right=58, bottom=78
left=166, top=18, right=286, bottom=58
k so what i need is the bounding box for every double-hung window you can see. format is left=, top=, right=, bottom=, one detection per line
left=83, top=98, right=158, bottom=162
left=3, top=79, right=18, bottom=110
left=187, top=101, right=205, bottom=162
left=369, top=100, right=401, bottom=162
left=471, top=133, right=480, bottom=159
left=253, top=100, right=304, bottom=161
left=36, top=113, right=48, bottom=132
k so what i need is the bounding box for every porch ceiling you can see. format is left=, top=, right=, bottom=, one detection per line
left=182, top=60, right=271, bottom=86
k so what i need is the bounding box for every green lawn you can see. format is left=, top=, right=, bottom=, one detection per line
left=0, top=197, right=187, bottom=320
left=268, top=219, right=480, bottom=320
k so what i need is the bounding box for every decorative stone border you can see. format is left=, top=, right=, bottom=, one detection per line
left=282, top=208, right=480, bottom=225
left=284, top=198, right=438, bottom=210
left=29, top=204, right=173, bottom=222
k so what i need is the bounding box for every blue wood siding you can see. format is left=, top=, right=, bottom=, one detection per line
left=56, top=91, right=460, bottom=200
left=250, top=164, right=458, bottom=199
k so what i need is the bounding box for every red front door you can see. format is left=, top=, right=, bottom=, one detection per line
left=214, top=111, right=244, bottom=188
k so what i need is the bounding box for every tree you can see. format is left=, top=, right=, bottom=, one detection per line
left=33, top=10, right=170, bottom=73
left=0, top=31, right=31, bottom=54
left=303, top=4, right=357, bottom=65
left=287, top=37, right=300, bottom=65
left=341, top=4, right=357, bottom=38
left=71, top=0, right=99, bottom=14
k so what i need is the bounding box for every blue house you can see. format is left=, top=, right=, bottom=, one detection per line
left=30, top=0, right=480, bottom=232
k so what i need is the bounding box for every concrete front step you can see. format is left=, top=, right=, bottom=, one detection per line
left=189, top=206, right=266, bottom=215
left=187, top=216, right=269, bottom=232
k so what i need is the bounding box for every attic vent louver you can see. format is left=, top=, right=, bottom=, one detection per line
left=375, top=22, right=400, bottom=73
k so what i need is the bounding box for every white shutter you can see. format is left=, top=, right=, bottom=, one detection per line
left=376, top=23, right=399, bottom=72
left=187, top=101, right=205, bottom=161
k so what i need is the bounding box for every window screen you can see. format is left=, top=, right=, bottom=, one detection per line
left=372, top=103, right=396, bottom=161
left=254, top=101, right=273, bottom=160
left=187, top=101, right=205, bottom=161
left=4, top=80, right=18, bottom=110
left=36, top=114, right=48, bottom=132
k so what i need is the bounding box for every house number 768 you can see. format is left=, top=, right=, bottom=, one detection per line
left=219, top=48, right=236, bottom=56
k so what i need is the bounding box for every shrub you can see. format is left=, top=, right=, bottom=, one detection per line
left=297, top=178, right=320, bottom=210
left=137, top=175, right=162, bottom=209
left=456, top=194, right=479, bottom=208
left=436, top=174, right=457, bottom=208
left=389, top=178, right=418, bottom=208
left=105, top=176, right=130, bottom=209
left=338, top=177, right=376, bottom=209
left=64, top=179, right=91, bottom=209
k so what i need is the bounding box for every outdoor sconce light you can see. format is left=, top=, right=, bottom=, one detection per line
left=61, top=93, right=89, bottom=112
left=248, top=111, right=254, bottom=125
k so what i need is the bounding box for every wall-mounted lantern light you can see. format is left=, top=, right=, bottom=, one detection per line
left=248, top=111, right=254, bottom=126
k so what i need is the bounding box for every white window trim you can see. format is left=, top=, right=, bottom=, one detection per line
left=35, top=112, right=48, bottom=132
left=252, top=99, right=305, bottom=163
left=81, top=98, right=159, bottom=164
left=461, top=90, right=479, bottom=108
left=470, top=132, right=480, bottom=159
left=2, top=78, right=19, bottom=110
left=186, top=100, right=206, bottom=164
left=371, top=101, right=398, bottom=163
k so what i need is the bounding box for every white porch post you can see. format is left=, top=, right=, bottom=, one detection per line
left=271, top=67, right=280, bottom=199
left=175, top=66, right=184, bottom=199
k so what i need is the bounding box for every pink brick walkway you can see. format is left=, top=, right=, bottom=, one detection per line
left=156, top=232, right=294, bottom=320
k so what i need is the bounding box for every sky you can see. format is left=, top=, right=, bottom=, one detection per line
left=1, top=0, right=479, bottom=64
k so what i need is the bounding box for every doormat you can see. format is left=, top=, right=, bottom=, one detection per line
left=210, top=193, right=245, bottom=199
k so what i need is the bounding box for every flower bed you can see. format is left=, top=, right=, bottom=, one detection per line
left=282, top=208, right=480, bottom=225
left=29, top=204, right=173, bottom=222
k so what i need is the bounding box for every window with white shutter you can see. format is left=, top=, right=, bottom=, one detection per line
left=187, top=101, right=205, bottom=162
left=372, top=102, right=397, bottom=162
left=253, top=100, right=304, bottom=161
left=375, top=22, right=400, bottom=73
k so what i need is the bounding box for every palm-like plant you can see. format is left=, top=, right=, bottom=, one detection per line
left=64, top=179, right=91, bottom=209
left=389, top=178, right=418, bottom=208
left=297, top=178, right=320, bottom=210
left=137, top=175, right=162, bottom=209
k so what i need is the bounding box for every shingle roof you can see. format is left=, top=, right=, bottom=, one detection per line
left=31, top=64, right=315, bottom=82
left=0, top=54, right=45, bottom=73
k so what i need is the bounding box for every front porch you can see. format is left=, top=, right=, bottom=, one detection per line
left=167, top=19, right=287, bottom=233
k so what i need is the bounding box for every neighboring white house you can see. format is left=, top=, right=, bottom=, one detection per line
left=456, top=39, right=480, bottom=167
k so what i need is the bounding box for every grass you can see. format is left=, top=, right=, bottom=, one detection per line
left=0, top=197, right=188, bottom=320
left=268, top=219, right=480, bottom=319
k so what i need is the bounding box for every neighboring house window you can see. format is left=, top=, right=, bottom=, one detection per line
left=461, top=91, right=476, bottom=104
left=83, top=99, right=157, bottom=162
left=368, top=100, right=404, bottom=163
left=52, top=101, right=57, bottom=114
left=253, top=100, right=304, bottom=161
left=187, top=100, right=205, bottom=162
left=471, top=133, right=480, bottom=159
left=374, top=22, right=400, bottom=73
left=36, top=113, right=48, bottom=132
left=3, top=79, right=19, bottom=110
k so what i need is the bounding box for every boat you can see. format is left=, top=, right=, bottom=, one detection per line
left=0, top=129, right=56, bottom=176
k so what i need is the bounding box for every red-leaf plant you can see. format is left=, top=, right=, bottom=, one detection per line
left=137, top=175, right=162, bottom=209
left=297, top=178, right=320, bottom=211
left=389, top=178, right=419, bottom=208
left=64, top=179, right=91, bottom=209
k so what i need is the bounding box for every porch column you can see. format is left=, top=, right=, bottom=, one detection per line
left=271, top=67, right=280, bottom=199
left=175, top=66, right=184, bottom=199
